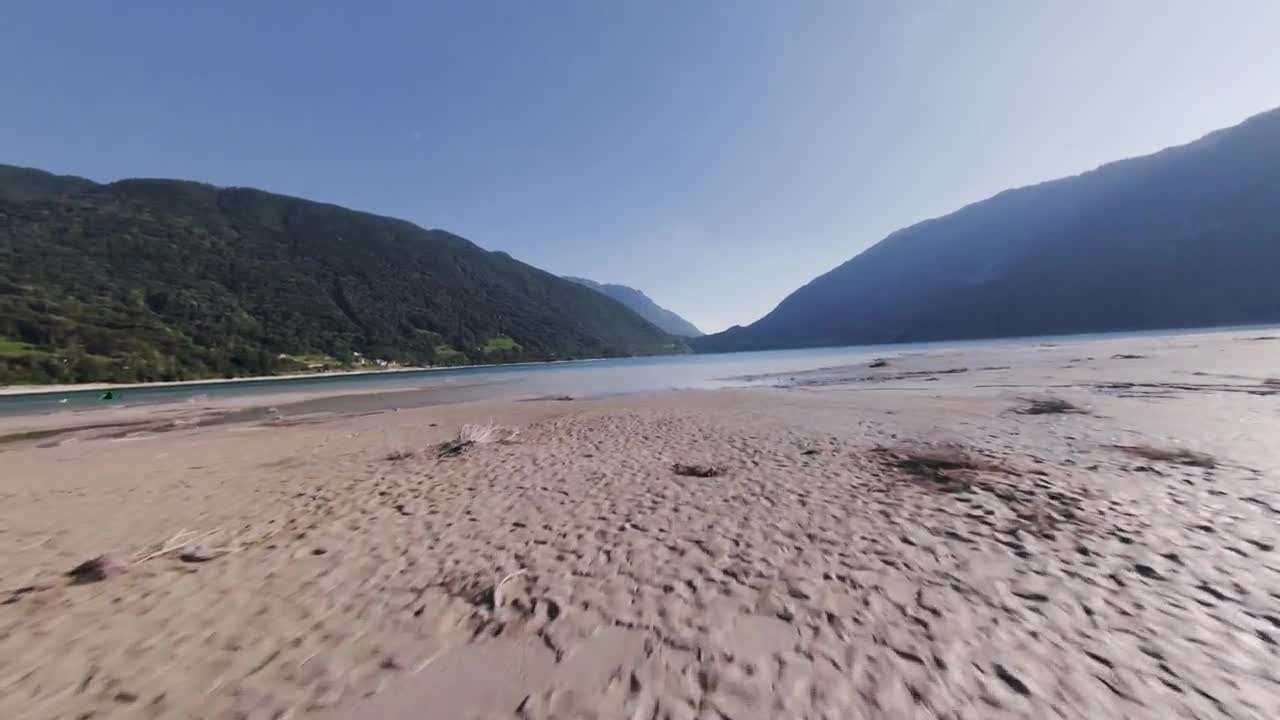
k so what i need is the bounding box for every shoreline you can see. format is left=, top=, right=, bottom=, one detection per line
left=0, top=356, right=625, bottom=399
left=3, top=322, right=1275, bottom=401
left=0, top=365, right=428, bottom=397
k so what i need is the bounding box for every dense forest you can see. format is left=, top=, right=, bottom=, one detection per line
left=695, top=106, right=1280, bottom=353
left=0, top=165, right=684, bottom=385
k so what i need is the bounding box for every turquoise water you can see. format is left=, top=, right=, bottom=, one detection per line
left=2, top=324, right=1274, bottom=417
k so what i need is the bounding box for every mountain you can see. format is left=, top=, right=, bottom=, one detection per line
left=694, top=107, right=1280, bottom=353
left=564, top=277, right=703, bottom=337
left=0, top=164, right=97, bottom=202
left=0, top=165, right=684, bottom=385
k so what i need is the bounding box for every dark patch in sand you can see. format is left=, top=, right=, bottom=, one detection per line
left=437, top=440, right=475, bottom=458
left=875, top=444, right=1092, bottom=538
left=1014, top=397, right=1090, bottom=416
left=1113, top=445, right=1217, bottom=469
left=66, top=556, right=121, bottom=584
left=673, top=463, right=724, bottom=478
left=873, top=445, right=1010, bottom=493
left=0, top=419, right=155, bottom=447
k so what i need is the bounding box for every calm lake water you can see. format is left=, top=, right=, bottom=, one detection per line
left=2, top=325, right=1273, bottom=417
left=0, top=344, right=896, bottom=417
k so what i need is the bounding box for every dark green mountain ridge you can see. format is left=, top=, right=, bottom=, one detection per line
left=0, top=165, right=683, bottom=385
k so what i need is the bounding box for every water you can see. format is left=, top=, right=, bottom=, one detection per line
left=0, top=345, right=894, bottom=416
left=2, top=324, right=1274, bottom=417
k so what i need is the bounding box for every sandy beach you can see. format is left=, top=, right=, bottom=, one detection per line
left=3, top=331, right=1279, bottom=719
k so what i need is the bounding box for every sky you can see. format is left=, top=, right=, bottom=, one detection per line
left=3, top=2, right=1279, bottom=333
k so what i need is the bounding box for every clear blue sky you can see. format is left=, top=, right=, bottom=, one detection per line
left=3, top=2, right=1278, bottom=332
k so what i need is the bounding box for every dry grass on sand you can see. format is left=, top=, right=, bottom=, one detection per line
left=436, top=421, right=519, bottom=458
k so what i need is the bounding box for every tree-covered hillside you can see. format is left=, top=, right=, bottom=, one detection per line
left=0, top=166, right=684, bottom=384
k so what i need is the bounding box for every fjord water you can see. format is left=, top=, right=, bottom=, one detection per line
left=3, top=325, right=1273, bottom=417
left=0, top=344, right=892, bottom=416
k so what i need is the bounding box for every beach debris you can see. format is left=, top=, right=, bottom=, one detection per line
left=66, top=555, right=121, bottom=584
left=493, top=569, right=529, bottom=610
left=436, top=568, right=557, bottom=634
left=1111, top=353, right=1146, bottom=360
left=672, top=463, right=723, bottom=478
left=1015, top=397, right=1089, bottom=415
left=385, top=449, right=417, bottom=462
left=1113, top=444, right=1216, bottom=469
left=436, top=442, right=468, bottom=458
left=437, top=421, right=519, bottom=458
left=178, top=544, right=225, bottom=563
left=131, top=526, right=274, bottom=565
left=869, top=358, right=890, bottom=368
left=132, top=529, right=217, bottom=564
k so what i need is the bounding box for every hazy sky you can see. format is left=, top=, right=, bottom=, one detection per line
left=3, top=2, right=1278, bottom=332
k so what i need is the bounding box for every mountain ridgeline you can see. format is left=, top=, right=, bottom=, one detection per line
left=694, top=107, right=1280, bottom=353
left=564, top=277, right=702, bottom=337
left=0, top=166, right=684, bottom=384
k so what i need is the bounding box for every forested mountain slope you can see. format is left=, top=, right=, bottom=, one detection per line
left=0, top=166, right=682, bottom=384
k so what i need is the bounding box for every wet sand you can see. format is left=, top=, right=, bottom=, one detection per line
left=0, top=366, right=435, bottom=397
left=2, top=331, right=1279, bottom=718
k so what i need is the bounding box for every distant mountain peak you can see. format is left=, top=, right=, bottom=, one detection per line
left=565, top=277, right=703, bottom=337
